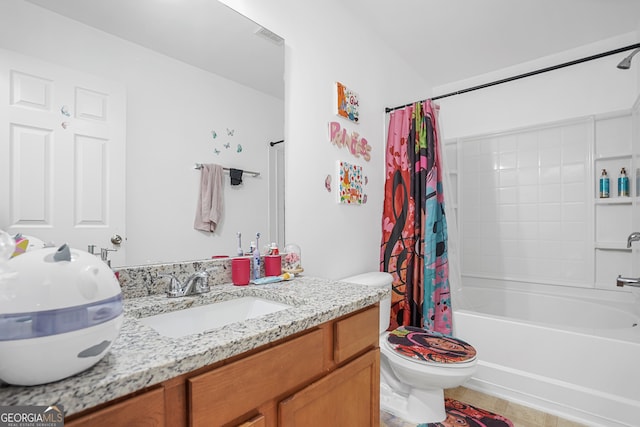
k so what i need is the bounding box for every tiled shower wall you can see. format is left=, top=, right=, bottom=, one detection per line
left=445, top=110, right=636, bottom=291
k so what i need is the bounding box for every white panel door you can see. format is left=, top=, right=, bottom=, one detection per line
left=0, top=48, right=126, bottom=266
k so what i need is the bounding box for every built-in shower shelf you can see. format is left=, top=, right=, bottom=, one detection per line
left=595, top=198, right=633, bottom=205
left=592, top=109, right=636, bottom=293
left=594, top=153, right=632, bottom=162
left=594, top=242, right=632, bottom=251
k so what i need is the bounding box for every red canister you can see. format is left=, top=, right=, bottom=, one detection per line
left=231, top=257, right=250, bottom=286
left=264, top=255, right=282, bottom=277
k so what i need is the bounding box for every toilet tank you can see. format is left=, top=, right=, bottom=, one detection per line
left=342, top=272, right=392, bottom=334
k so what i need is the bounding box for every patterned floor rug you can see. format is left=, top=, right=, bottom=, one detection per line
left=381, top=397, right=514, bottom=427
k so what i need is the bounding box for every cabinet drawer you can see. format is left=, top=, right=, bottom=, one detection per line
left=189, top=329, right=324, bottom=427
left=334, top=305, right=379, bottom=364
left=65, top=387, right=165, bottom=427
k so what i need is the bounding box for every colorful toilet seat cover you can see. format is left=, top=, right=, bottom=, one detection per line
left=387, top=326, right=476, bottom=364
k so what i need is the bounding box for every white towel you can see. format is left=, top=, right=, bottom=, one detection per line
left=194, top=164, right=224, bottom=232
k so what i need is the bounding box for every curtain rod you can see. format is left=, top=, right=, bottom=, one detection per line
left=385, top=42, right=640, bottom=113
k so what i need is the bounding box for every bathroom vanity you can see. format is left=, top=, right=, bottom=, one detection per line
left=0, top=274, right=387, bottom=427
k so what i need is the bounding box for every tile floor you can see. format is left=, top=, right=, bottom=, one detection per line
left=381, top=387, right=588, bottom=427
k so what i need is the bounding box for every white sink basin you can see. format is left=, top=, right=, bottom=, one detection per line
left=139, top=296, right=292, bottom=338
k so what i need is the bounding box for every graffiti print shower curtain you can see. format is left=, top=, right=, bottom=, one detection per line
left=380, top=100, right=452, bottom=334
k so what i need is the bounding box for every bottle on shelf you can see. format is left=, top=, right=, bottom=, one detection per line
left=599, top=169, right=610, bottom=198
left=618, top=167, right=629, bottom=197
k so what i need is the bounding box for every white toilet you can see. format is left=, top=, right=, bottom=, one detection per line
left=343, top=272, right=477, bottom=424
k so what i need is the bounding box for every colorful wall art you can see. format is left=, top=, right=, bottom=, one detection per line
left=337, top=160, right=364, bottom=204
left=329, top=121, right=371, bottom=161
left=336, top=82, right=359, bottom=123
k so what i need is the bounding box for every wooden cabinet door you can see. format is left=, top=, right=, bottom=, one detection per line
left=65, top=387, right=164, bottom=427
left=279, top=350, right=379, bottom=427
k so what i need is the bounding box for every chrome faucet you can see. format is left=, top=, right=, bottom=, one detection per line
left=158, top=271, right=210, bottom=298
left=627, top=232, right=640, bottom=248
left=617, top=275, right=640, bottom=288
left=88, top=245, right=116, bottom=268
left=100, top=247, right=117, bottom=268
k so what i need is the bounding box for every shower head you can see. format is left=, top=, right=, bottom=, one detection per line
left=617, top=48, right=640, bottom=69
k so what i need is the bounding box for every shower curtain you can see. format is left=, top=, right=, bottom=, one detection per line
left=380, top=100, right=451, bottom=334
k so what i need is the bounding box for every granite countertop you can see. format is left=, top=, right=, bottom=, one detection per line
left=0, top=276, right=387, bottom=416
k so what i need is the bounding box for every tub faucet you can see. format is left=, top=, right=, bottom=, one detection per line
left=616, top=275, right=640, bottom=288
left=627, top=232, right=640, bottom=248
left=158, top=271, right=210, bottom=298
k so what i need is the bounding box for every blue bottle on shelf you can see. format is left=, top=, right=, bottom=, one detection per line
left=599, top=169, right=609, bottom=198
left=618, top=167, right=629, bottom=197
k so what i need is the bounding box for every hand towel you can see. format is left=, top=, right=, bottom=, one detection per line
left=230, top=168, right=243, bottom=186
left=194, top=164, right=224, bottom=232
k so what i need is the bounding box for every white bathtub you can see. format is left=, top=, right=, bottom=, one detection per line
left=452, top=281, right=640, bottom=427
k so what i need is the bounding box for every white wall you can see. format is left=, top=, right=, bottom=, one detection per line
left=0, top=1, right=283, bottom=266
left=435, top=33, right=639, bottom=140
left=637, top=20, right=640, bottom=90
left=219, top=0, right=429, bottom=279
